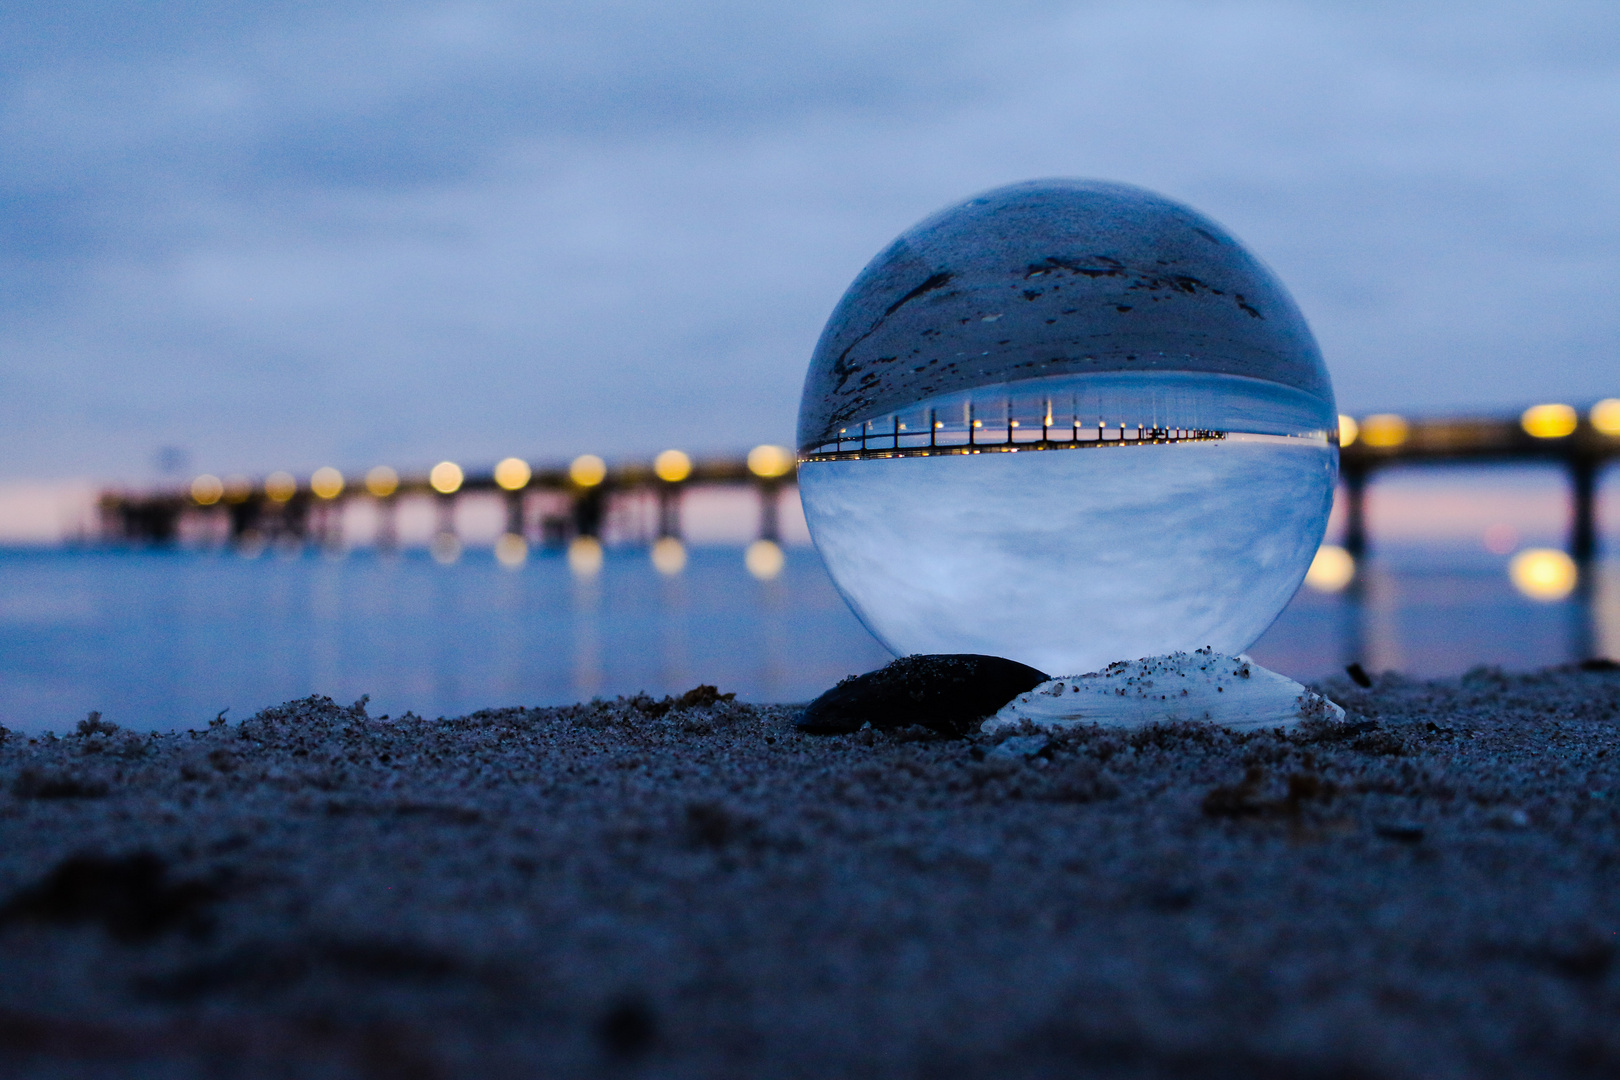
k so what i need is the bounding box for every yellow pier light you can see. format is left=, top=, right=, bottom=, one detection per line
left=429, top=461, right=464, bottom=495
left=1589, top=398, right=1620, bottom=437
left=1509, top=548, right=1577, bottom=601
left=1520, top=403, right=1577, bottom=439
left=264, top=472, right=297, bottom=502
left=494, top=457, right=532, bottom=491
left=570, top=454, right=607, bottom=488
left=1358, top=414, right=1408, bottom=448
left=190, top=475, right=224, bottom=506
left=654, top=449, right=692, bottom=483
left=1303, top=545, right=1356, bottom=593
left=746, top=538, right=785, bottom=580
left=651, top=536, right=687, bottom=575
left=365, top=466, right=399, bottom=498
left=747, top=444, right=793, bottom=479
left=310, top=467, right=344, bottom=500
left=1337, top=415, right=1359, bottom=447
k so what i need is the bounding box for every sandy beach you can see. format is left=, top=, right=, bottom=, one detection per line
left=1, top=666, right=1617, bottom=1078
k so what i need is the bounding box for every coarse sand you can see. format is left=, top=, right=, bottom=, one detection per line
left=1, top=666, right=1617, bottom=1079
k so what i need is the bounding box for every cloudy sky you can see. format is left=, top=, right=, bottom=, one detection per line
left=3, top=0, right=1617, bottom=482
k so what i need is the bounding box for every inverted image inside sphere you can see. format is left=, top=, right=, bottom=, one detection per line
left=795, top=180, right=1338, bottom=673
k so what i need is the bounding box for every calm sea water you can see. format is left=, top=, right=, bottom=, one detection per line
left=0, top=545, right=1614, bottom=733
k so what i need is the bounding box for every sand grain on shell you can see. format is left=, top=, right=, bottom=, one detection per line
left=0, top=669, right=1618, bottom=1078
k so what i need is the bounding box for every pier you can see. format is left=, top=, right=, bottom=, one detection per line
left=97, top=446, right=796, bottom=554
left=1339, top=401, right=1620, bottom=564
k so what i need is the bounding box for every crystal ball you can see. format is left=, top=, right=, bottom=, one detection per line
left=796, top=179, right=1338, bottom=675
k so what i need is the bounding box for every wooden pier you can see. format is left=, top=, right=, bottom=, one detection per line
left=98, top=447, right=796, bottom=551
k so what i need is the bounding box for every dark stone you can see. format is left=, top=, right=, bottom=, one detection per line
left=797, top=654, right=1048, bottom=737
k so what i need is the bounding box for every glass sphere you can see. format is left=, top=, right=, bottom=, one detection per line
left=796, top=179, right=1338, bottom=675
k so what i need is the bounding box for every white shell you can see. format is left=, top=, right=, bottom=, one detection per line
left=983, top=649, right=1344, bottom=733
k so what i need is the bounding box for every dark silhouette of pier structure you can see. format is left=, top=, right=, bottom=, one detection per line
left=1339, top=410, right=1618, bottom=564
left=98, top=452, right=794, bottom=551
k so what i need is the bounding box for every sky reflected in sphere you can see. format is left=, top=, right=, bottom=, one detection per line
left=797, top=180, right=1338, bottom=674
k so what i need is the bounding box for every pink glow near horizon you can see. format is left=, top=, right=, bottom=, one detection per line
left=0, top=470, right=1615, bottom=553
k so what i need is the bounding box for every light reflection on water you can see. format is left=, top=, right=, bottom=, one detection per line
left=1249, top=551, right=1617, bottom=682
left=0, top=547, right=890, bottom=734
left=0, top=546, right=1614, bottom=733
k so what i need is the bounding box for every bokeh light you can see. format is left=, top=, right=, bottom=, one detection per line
left=1508, top=548, right=1577, bottom=601
left=745, top=538, right=785, bottom=580
left=1337, top=415, right=1358, bottom=448
left=264, top=472, right=297, bottom=502
left=190, top=474, right=224, bottom=506
left=651, top=536, right=687, bottom=575
left=430, top=531, right=462, bottom=565
left=654, top=449, right=692, bottom=483
left=1520, top=403, right=1577, bottom=439
left=429, top=461, right=464, bottom=494
left=570, top=454, right=607, bottom=488
left=365, top=466, right=399, bottom=498
left=310, top=467, right=344, bottom=500
left=223, top=475, right=253, bottom=503
left=747, top=444, right=793, bottom=479
left=1359, top=414, right=1409, bottom=448
left=568, top=535, right=604, bottom=576
left=1590, top=398, right=1620, bottom=437
left=494, top=532, right=528, bottom=569
left=494, top=457, right=532, bottom=491
left=1303, top=544, right=1355, bottom=592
